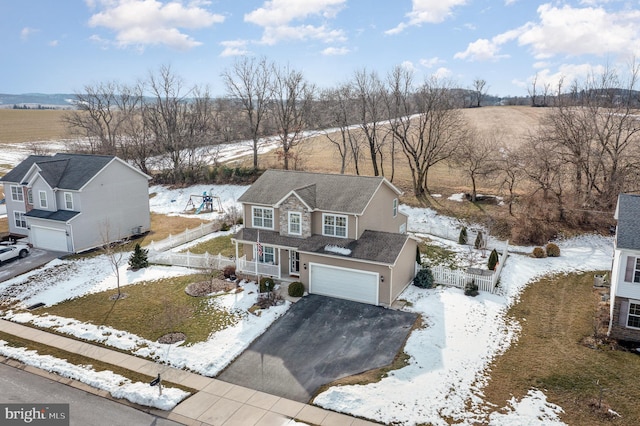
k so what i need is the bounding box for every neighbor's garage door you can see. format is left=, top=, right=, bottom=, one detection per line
left=309, top=263, right=379, bottom=305
left=30, top=226, right=68, bottom=252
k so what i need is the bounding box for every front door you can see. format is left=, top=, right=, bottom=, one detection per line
left=289, top=250, right=300, bottom=276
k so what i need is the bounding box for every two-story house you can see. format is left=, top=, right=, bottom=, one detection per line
left=1, top=153, right=151, bottom=253
left=608, top=193, right=640, bottom=343
left=233, top=169, right=418, bottom=306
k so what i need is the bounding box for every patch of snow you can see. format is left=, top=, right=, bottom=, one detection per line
left=0, top=341, right=189, bottom=410
left=488, top=389, right=565, bottom=425
left=448, top=193, right=466, bottom=202
left=324, top=244, right=351, bottom=255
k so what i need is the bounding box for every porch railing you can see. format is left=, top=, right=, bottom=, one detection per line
left=236, top=255, right=281, bottom=278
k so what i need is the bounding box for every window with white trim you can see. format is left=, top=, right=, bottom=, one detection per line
left=27, top=189, right=33, bottom=205
left=628, top=302, right=640, bottom=328
left=14, top=211, right=26, bottom=229
left=38, top=191, right=47, bottom=209
left=252, top=207, right=274, bottom=229
left=64, top=192, right=73, bottom=210
left=255, top=245, right=275, bottom=264
left=624, top=256, right=640, bottom=283
left=288, top=212, right=301, bottom=235
left=323, top=214, right=347, bottom=237
left=393, top=198, right=398, bottom=217
left=10, top=186, right=24, bottom=202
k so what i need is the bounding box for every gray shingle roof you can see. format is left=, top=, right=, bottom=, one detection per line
left=238, top=170, right=400, bottom=214
left=25, top=209, right=80, bottom=222
left=616, top=193, right=640, bottom=250
left=235, top=228, right=408, bottom=265
left=0, top=153, right=114, bottom=190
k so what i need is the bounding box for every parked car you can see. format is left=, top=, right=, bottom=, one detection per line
left=0, top=243, right=30, bottom=265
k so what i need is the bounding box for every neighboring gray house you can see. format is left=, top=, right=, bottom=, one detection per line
left=233, top=169, right=418, bottom=307
left=609, top=193, right=640, bottom=343
left=1, top=153, right=151, bottom=253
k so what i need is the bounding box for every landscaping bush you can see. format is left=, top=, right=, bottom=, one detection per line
left=546, top=242, right=561, bottom=257
left=223, top=265, right=236, bottom=279
left=474, top=231, right=484, bottom=249
left=128, top=243, right=149, bottom=270
left=259, top=277, right=275, bottom=293
left=288, top=281, right=305, bottom=297
left=464, top=280, right=479, bottom=297
left=487, top=248, right=499, bottom=271
left=532, top=247, right=546, bottom=258
left=413, top=268, right=435, bottom=289
left=220, top=222, right=231, bottom=231
left=458, top=227, right=468, bottom=245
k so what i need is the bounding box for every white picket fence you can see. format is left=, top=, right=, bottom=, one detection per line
left=422, top=242, right=509, bottom=294
left=149, top=250, right=235, bottom=270
left=147, top=222, right=221, bottom=252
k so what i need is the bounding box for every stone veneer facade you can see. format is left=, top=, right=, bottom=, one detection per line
left=278, top=195, right=312, bottom=238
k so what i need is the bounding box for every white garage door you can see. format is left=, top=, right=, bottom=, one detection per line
left=30, top=226, right=68, bottom=252
left=309, top=263, right=379, bottom=305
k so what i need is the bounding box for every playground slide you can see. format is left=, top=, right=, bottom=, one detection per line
left=195, top=201, right=206, bottom=214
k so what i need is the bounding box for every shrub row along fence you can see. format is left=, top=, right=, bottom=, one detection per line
left=422, top=242, right=509, bottom=294
left=147, top=222, right=220, bottom=252
left=149, top=250, right=235, bottom=270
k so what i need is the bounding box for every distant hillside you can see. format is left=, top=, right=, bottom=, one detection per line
left=0, top=93, right=76, bottom=109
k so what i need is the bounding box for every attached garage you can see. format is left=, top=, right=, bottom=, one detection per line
left=309, top=263, right=379, bottom=305
left=30, top=225, right=68, bottom=252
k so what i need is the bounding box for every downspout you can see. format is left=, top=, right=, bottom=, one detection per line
left=389, top=265, right=393, bottom=306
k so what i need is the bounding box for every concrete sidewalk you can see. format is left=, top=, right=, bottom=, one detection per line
left=0, top=319, right=379, bottom=426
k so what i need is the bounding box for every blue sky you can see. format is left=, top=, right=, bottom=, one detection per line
left=1, top=0, right=639, bottom=97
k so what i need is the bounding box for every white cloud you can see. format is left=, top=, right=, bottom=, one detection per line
left=245, top=0, right=346, bottom=45
left=400, top=60, right=416, bottom=72
left=87, top=0, right=225, bottom=50
left=322, top=46, right=350, bottom=55
left=219, top=40, right=250, bottom=57
left=48, top=40, right=59, bottom=47
left=454, top=38, right=510, bottom=61
left=432, top=67, right=453, bottom=79
left=20, top=27, right=38, bottom=41
left=517, top=4, right=640, bottom=59
left=531, top=63, right=607, bottom=91
left=419, top=56, right=445, bottom=68
left=386, top=0, right=468, bottom=34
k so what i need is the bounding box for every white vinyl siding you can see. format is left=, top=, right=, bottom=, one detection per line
left=252, top=206, right=274, bottom=229
left=323, top=213, right=347, bottom=238
left=10, top=185, right=23, bottom=202
left=64, top=192, right=73, bottom=210
left=38, top=191, right=47, bottom=209
left=13, top=211, right=26, bottom=229
left=288, top=212, right=301, bottom=235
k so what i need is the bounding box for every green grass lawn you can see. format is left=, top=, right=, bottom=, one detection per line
left=41, top=274, right=243, bottom=345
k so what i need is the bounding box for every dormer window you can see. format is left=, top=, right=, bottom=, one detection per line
left=252, top=206, right=274, bottom=229
left=288, top=212, right=301, bottom=235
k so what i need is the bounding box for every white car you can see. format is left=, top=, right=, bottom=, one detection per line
left=0, top=243, right=30, bottom=265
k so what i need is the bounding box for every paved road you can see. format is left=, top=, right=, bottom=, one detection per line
left=0, top=363, right=182, bottom=426
left=0, top=248, right=64, bottom=283
left=218, top=294, right=418, bottom=403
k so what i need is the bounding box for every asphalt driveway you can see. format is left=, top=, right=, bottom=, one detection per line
left=217, top=294, right=418, bottom=402
left=0, top=248, right=65, bottom=283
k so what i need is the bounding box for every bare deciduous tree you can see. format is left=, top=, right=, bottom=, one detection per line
left=452, top=130, right=500, bottom=202
left=472, top=78, right=488, bottom=108
left=221, top=57, right=272, bottom=170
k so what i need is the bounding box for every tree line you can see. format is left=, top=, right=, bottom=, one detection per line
left=63, top=59, right=640, bottom=242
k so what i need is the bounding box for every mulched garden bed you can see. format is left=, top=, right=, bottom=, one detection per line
left=185, top=279, right=239, bottom=297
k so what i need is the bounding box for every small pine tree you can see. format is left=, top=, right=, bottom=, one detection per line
left=128, top=243, right=149, bottom=270
left=474, top=231, right=484, bottom=249
left=487, top=248, right=499, bottom=270
left=413, top=268, right=435, bottom=289
left=458, top=227, right=468, bottom=245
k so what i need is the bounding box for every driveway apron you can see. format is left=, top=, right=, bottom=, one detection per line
left=218, top=294, right=418, bottom=402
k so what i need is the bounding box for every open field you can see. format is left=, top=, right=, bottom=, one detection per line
left=0, top=110, right=69, bottom=143
left=483, top=272, right=640, bottom=425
